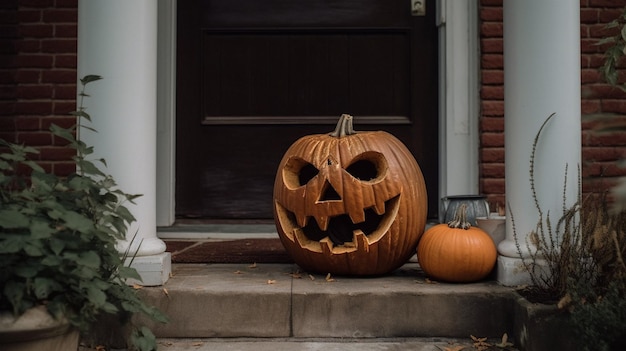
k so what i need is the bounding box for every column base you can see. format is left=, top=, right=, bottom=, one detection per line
left=126, top=252, right=172, bottom=286
left=496, top=255, right=532, bottom=287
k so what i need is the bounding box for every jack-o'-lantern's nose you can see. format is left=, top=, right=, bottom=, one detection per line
left=319, top=180, right=341, bottom=202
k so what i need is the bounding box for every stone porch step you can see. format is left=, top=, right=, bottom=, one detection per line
left=137, top=263, right=516, bottom=340
left=154, top=337, right=494, bottom=351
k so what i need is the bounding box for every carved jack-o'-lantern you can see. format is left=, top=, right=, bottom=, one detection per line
left=273, top=114, right=428, bottom=276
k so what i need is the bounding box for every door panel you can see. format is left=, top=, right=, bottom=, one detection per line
left=176, top=0, right=438, bottom=220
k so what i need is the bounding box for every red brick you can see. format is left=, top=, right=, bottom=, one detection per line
left=584, top=53, right=606, bottom=68
left=39, top=146, right=75, bottom=160
left=481, top=147, right=505, bottom=162
left=20, top=0, right=54, bottom=7
left=41, top=69, right=75, bottom=83
left=17, top=54, right=53, bottom=68
left=19, top=24, right=53, bottom=38
left=481, top=163, right=505, bottom=178
left=43, top=9, right=76, bottom=22
left=54, top=54, right=76, bottom=68
left=481, top=132, right=504, bottom=147
left=481, top=38, right=502, bottom=53
left=53, top=101, right=74, bottom=114
left=16, top=84, right=52, bottom=98
left=581, top=99, right=601, bottom=114
left=602, top=99, right=626, bottom=114
left=480, top=178, right=505, bottom=194
left=482, top=54, right=503, bottom=69
left=481, top=22, right=503, bottom=38
left=583, top=84, right=626, bottom=99
left=481, top=0, right=503, bottom=6
left=41, top=39, right=76, bottom=53
left=581, top=38, right=610, bottom=54
left=14, top=116, right=40, bottom=130
left=480, top=117, right=504, bottom=132
left=0, top=86, right=15, bottom=99
left=581, top=68, right=600, bottom=83
left=55, top=0, right=78, bottom=8
left=580, top=8, right=599, bottom=24
left=15, top=39, right=41, bottom=52
left=481, top=86, right=504, bottom=100
left=14, top=70, right=40, bottom=83
left=17, top=10, right=41, bottom=23
left=599, top=8, right=624, bottom=22
left=16, top=131, right=52, bottom=146
left=14, top=101, right=52, bottom=115
left=481, top=101, right=504, bottom=117
left=587, top=23, right=619, bottom=39
left=0, top=102, right=16, bottom=116
left=55, top=24, right=76, bottom=38
left=53, top=84, right=76, bottom=99
left=481, top=70, right=504, bottom=84
left=583, top=146, right=626, bottom=162
left=480, top=7, right=502, bottom=21
left=589, top=0, right=626, bottom=7
left=585, top=130, right=626, bottom=146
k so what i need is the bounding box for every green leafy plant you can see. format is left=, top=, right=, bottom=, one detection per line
left=0, top=75, right=167, bottom=350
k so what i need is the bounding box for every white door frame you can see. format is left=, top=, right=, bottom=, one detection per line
left=155, top=0, right=481, bottom=232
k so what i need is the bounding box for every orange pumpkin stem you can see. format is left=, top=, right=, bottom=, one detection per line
left=447, top=203, right=472, bottom=230
left=329, top=114, right=357, bottom=138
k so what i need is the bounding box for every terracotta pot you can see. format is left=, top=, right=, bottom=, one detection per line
left=0, top=306, right=79, bottom=351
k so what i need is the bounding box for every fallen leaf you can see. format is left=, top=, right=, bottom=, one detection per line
left=495, top=332, right=514, bottom=348
left=289, top=272, right=302, bottom=279
left=425, top=278, right=438, bottom=284
left=192, top=342, right=204, bottom=346
left=438, top=345, right=467, bottom=351
left=471, top=335, right=492, bottom=350
left=248, top=262, right=257, bottom=269
left=325, top=273, right=335, bottom=282
left=308, top=274, right=315, bottom=281
left=163, top=288, right=170, bottom=297
left=233, top=270, right=243, bottom=274
left=267, top=279, right=276, bottom=284
left=132, top=284, right=143, bottom=290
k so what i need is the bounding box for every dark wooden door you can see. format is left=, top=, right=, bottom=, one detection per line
left=176, top=0, right=438, bottom=220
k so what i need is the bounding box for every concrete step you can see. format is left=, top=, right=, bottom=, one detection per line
left=137, top=263, right=516, bottom=339
left=154, top=337, right=502, bottom=351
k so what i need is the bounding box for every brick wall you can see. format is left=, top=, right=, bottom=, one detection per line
left=1, top=1, right=625, bottom=207
left=0, top=0, right=78, bottom=176
left=479, top=0, right=626, bottom=209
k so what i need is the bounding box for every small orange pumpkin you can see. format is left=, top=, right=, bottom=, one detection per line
left=273, top=114, right=428, bottom=276
left=417, top=204, right=497, bottom=282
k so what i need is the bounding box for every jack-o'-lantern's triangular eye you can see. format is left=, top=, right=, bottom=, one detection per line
left=283, top=157, right=319, bottom=188
left=346, top=152, right=387, bottom=182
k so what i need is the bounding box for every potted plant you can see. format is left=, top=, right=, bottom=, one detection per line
left=508, top=112, right=626, bottom=351
left=0, top=75, right=167, bottom=351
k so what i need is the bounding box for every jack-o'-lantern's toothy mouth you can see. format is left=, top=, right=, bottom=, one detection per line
left=274, top=195, right=401, bottom=252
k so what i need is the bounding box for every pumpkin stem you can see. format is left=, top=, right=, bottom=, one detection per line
left=329, top=114, right=357, bottom=137
left=447, top=203, right=472, bottom=230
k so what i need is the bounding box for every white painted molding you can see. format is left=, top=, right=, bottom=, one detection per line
left=437, top=0, right=481, bottom=201
left=156, top=0, right=177, bottom=227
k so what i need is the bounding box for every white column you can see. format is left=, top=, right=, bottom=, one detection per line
left=497, top=0, right=581, bottom=286
left=77, top=0, right=171, bottom=285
